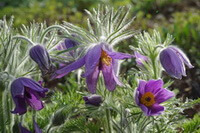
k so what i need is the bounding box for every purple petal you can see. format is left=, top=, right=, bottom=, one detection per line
left=105, top=49, right=133, bottom=60
left=102, top=64, right=117, bottom=91
left=84, top=45, right=102, bottom=77
left=25, top=88, right=44, bottom=111
left=64, top=38, right=79, bottom=49
left=83, top=95, right=103, bottom=106
left=112, top=59, right=119, bottom=75
left=154, top=88, right=174, bottom=104
left=34, top=120, right=42, bottom=133
left=140, top=104, right=149, bottom=116
left=52, top=55, right=86, bottom=79
left=86, top=66, right=100, bottom=94
left=112, top=59, right=124, bottom=86
left=170, top=46, right=194, bottom=68
left=134, top=51, right=148, bottom=66
left=147, top=104, right=164, bottom=116
left=21, top=78, right=48, bottom=93
left=11, top=78, right=25, bottom=98
left=11, top=97, right=27, bottom=115
left=135, top=90, right=140, bottom=105
left=137, top=80, right=147, bottom=95
left=57, top=38, right=80, bottom=58
left=19, top=123, right=31, bottom=133
left=145, top=79, right=163, bottom=94
left=112, top=71, right=124, bottom=86
left=160, top=48, right=186, bottom=79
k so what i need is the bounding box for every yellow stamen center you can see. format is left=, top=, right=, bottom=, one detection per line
left=101, top=50, right=112, bottom=66
left=140, top=92, right=155, bottom=107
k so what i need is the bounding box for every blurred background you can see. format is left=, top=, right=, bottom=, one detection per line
left=0, top=0, right=199, bottom=101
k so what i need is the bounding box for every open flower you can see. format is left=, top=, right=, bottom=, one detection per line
left=11, top=77, right=48, bottom=115
left=135, top=79, right=174, bottom=116
left=134, top=51, right=148, bottom=66
left=52, top=43, right=133, bottom=93
left=29, top=45, right=52, bottom=75
left=83, top=95, right=103, bottom=106
left=159, top=46, right=194, bottom=79
left=19, top=120, right=42, bottom=133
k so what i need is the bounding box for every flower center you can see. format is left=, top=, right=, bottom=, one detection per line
left=100, top=50, right=112, bottom=66
left=140, top=92, right=155, bottom=107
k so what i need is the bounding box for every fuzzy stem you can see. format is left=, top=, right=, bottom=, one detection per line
left=12, top=35, right=35, bottom=45
left=32, top=110, right=36, bottom=131
left=151, top=56, right=157, bottom=79
left=106, top=108, right=113, bottom=133
left=46, top=125, right=52, bottom=133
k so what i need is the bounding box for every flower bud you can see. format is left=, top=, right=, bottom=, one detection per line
left=159, top=46, right=194, bottom=79
left=29, top=45, right=52, bottom=75
left=83, top=95, right=103, bottom=106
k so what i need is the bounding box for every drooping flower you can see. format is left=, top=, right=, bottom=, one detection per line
left=52, top=43, right=133, bottom=93
left=11, top=77, right=48, bottom=115
left=135, top=79, right=174, bottom=116
left=159, top=46, right=194, bottom=79
left=19, top=120, right=42, bottom=133
left=29, top=45, right=53, bottom=75
left=134, top=51, right=148, bottom=66
left=83, top=95, right=103, bottom=106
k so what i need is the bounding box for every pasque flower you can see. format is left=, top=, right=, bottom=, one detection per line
left=135, top=79, right=174, bottom=116
left=52, top=43, right=133, bottom=93
left=83, top=95, right=103, bottom=106
left=57, top=38, right=80, bottom=57
left=134, top=51, right=148, bottom=66
left=11, top=77, right=48, bottom=115
left=56, top=38, right=83, bottom=66
left=57, top=38, right=80, bottom=50
left=29, top=45, right=52, bottom=75
left=159, top=46, right=194, bottom=79
left=19, top=120, right=42, bottom=133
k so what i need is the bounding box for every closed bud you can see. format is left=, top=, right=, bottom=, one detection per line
left=83, top=95, right=103, bottom=106
left=29, top=45, right=52, bottom=75
left=159, top=46, right=194, bottom=79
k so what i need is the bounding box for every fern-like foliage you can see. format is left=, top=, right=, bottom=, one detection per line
left=62, top=5, right=136, bottom=47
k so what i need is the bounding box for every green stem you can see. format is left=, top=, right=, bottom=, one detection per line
left=32, top=110, right=36, bottom=131
left=151, top=56, right=157, bottom=79
left=106, top=108, right=113, bottom=133
left=46, top=125, right=52, bottom=133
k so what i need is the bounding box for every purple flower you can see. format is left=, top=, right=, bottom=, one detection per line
left=159, top=46, right=194, bottom=79
left=56, top=38, right=81, bottom=64
left=29, top=45, right=52, bottom=75
left=57, top=38, right=80, bottom=50
left=134, top=51, right=148, bottom=66
left=135, top=79, right=174, bottom=116
left=83, top=95, right=103, bottom=106
left=19, top=120, right=42, bottom=133
left=11, top=77, right=48, bottom=115
left=52, top=43, right=133, bottom=93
